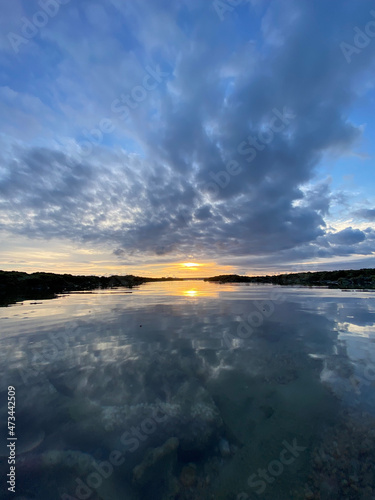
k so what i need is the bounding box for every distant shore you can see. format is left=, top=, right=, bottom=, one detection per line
left=204, top=268, right=375, bottom=289
left=0, top=271, right=183, bottom=306
left=1, top=268, right=374, bottom=306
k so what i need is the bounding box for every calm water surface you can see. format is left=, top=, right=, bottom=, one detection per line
left=0, top=281, right=375, bottom=499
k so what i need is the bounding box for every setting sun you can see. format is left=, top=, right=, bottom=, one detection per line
left=179, top=262, right=201, bottom=271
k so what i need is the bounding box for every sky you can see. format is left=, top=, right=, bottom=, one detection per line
left=0, top=0, right=374, bottom=278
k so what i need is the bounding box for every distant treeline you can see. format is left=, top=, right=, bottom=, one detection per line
left=1, top=268, right=374, bottom=307
left=0, top=271, right=183, bottom=306
left=204, top=268, right=375, bottom=289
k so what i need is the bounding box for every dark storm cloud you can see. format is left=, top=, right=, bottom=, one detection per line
left=1, top=0, right=375, bottom=268
left=328, top=227, right=366, bottom=246
left=355, top=209, right=375, bottom=221
left=118, top=0, right=374, bottom=259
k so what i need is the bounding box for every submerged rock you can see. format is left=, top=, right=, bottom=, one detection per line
left=102, top=380, right=223, bottom=458
left=133, top=437, right=179, bottom=485
left=15, top=448, right=98, bottom=478
left=219, top=438, right=231, bottom=457
left=180, top=463, right=197, bottom=488
left=41, top=449, right=97, bottom=474
left=306, top=409, right=375, bottom=499
left=0, top=428, right=45, bottom=457
left=132, top=437, right=181, bottom=500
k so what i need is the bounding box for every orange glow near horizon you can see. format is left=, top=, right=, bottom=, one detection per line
left=0, top=254, right=235, bottom=278
left=0, top=234, right=237, bottom=278
left=180, top=262, right=201, bottom=271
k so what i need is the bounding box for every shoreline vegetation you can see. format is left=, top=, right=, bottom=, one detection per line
left=0, top=268, right=374, bottom=306
left=0, top=271, right=183, bottom=306
left=204, top=268, right=375, bottom=289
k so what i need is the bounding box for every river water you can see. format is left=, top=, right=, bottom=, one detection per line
left=0, top=281, right=374, bottom=499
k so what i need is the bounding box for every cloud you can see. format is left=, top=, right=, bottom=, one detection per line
left=355, top=208, right=375, bottom=221
left=0, top=0, right=375, bottom=271
left=328, top=227, right=366, bottom=246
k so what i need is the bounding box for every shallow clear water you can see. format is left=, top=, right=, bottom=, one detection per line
left=0, top=281, right=375, bottom=499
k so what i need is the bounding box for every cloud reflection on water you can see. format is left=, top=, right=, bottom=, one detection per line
left=0, top=283, right=374, bottom=498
